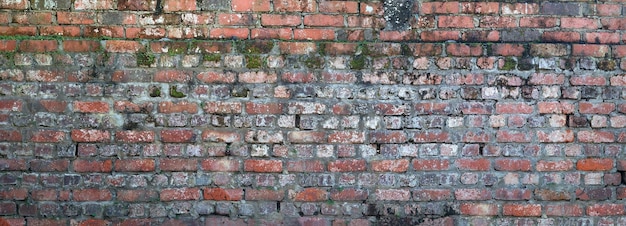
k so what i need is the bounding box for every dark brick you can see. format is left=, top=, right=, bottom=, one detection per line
left=541, top=2, right=580, bottom=16
left=501, top=29, right=541, bottom=42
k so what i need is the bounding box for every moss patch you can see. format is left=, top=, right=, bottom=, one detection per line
left=203, top=53, right=221, bottom=62
left=136, top=52, right=155, bottom=67
left=149, top=86, right=161, bottom=97
left=238, top=40, right=274, bottom=54
left=501, top=57, right=516, bottom=70
left=598, top=60, right=616, bottom=71
left=245, top=55, right=263, bottom=69
left=350, top=55, right=366, bottom=70
left=169, top=86, right=186, bottom=98
left=304, top=56, right=323, bottom=69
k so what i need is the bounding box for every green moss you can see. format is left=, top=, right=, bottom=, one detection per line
left=203, top=53, right=221, bottom=62
left=358, top=43, right=371, bottom=56
left=598, top=60, right=616, bottom=71
left=239, top=41, right=274, bottom=54
left=304, top=56, right=323, bottom=69
left=501, top=57, right=516, bottom=71
left=136, top=52, right=155, bottom=67
left=401, top=43, right=412, bottom=56
left=168, top=46, right=186, bottom=56
left=149, top=86, right=161, bottom=97
left=350, top=55, right=366, bottom=70
left=169, top=86, right=186, bottom=98
left=245, top=55, right=263, bottom=69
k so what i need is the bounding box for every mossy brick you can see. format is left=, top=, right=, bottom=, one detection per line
left=237, top=40, right=274, bottom=54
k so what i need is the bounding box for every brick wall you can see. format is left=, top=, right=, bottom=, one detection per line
left=1, top=0, right=626, bottom=225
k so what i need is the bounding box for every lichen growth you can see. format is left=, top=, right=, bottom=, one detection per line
left=350, top=55, right=366, bottom=70
left=304, top=56, right=323, bottom=69
left=203, top=54, right=221, bottom=62
left=169, top=85, right=186, bottom=98
left=598, top=60, right=616, bottom=71
left=501, top=57, right=516, bottom=70
left=246, top=55, right=263, bottom=69
left=136, top=52, right=155, bottom=67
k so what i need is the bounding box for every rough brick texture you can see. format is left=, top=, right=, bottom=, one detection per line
left=1, top=0, right=626, bottom=225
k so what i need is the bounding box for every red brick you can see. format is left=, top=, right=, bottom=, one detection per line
left=246, top=189, right=285, bottom=201
left=0, top=40, right=16, bottom=52
left=287, top=160, right=324, bottom=172
left=577, top=158, right=613, bottom=171
left=413, top=130, right=450, bottom=142
left=294, top=29, right=335, bottom=41
left=328, top=159, right=366, bottom=172
left=542, top=31, right=580, bottom=42
left=328, top=131, right=365, bottom=144
left=232, top=0, right=270, bottom=12
left=585, top=32, right=621, bottom=44
left=379, top=30, right=417, bottom=41
left=495, top=159, right=531, bottom=171
left=461, top=102, right=493, bottom=115
left=578, top=130, right=615, bottom=143
left=163, top=0, right=196, bottom=12
left=287, top=131, right=325, bottom=144
left=561, top=17, right=598, bottom=29
left=446, top=43, right=482, bottom=56
left=24, top=219, right=67, bottom=226
left=0, top=188, right=28, bottom=200
left=201, top=130, right=240, bottom=143
left=412, top=189, right=452, bottom=201
left=115, top=131, right=154, bottom=143
left=218, top=13, right=254, bottom=26
left=75, top=0, right=113, bottom=9
left=30, top=159, right=69, bottom=172
left=274, top=0, right=316, bottom=12
left=73, top=189, right=112, bottom=201
left=587, top=204, right=626, bottom=216
left=495, top=188, right=531, bottom=200
left=462, top=131, right=491, bottom=143
left=412, top=159, right=450, bottom=171
left=154, top=70, right=192, bottom=83
left=57, top=12, right=96, bottom=24
left=546, top=204, right=584, bottom=216
left=209, top=28, right=249, bottom=39
left=279, top=42, right=317, bottom=54
left=71, top=129, right=110, bottom=143
left=77, top=219, right=108, bottom=226
left=160, top=129, right=195, bottom=143
left=84, top=26, right=125, bottom=38
left=572, top=44, right=610, bottom=57
left=73, top=159, right=112, bottom=173
left=536, top=160, right=574, bottom=171
left=454, top=188, right=491, bottom=200
left=330, top=188, right=368, bottom=201
left=370, top=131, right=408, bottom=143
left=421, top=2, right=459, bottom=14
left=0, top=26, right=37, bottom=36
left=62, top=40, right=100, bottom=52
left=322, top=71, right=357, bottom=83
left=0, top=100, right=22, bottom=112
left=503, top=204, right=541, bottom=217
left=160, top=158, right=197, bottom=171
left=491, top=44, right=525, bottom=56
left=371, top=159, right=409, bottom=172
left=261, top=14, right=301, bottom=26
left=246, top=102, right=282, bottom=114
left=480, top=16, right=516, bottom=28
left=157, top=101, right=198, bottom=114
left=13, top=12, right=53, bottom=25
left=497, top=130, right=531, bottom=143
left=160, top=188, right=200, bottom=201
left=73, top=101, right=109, bottom=113
left=596, top=4, right=621, bottom=16
left=421, top=31, right=460, bottom=42
left=105, top=40, right=142, bottom=53
left=304, top=15, right=344, bottom=27
left=496, top=103, right=533, bottom=114
left=501, top=3, right=538, bottom=14
left=460, top=203, right=498, bottom=216
left=294, top=188, right=328, bottom=202
left=117, top=189, right=158, bottom=202
left=611, top=75, right=626, bottom=86
left=204, top=188, right=243, bottom=201
left=201, top=159, right=240, bottom=172
left=0, top=0, right=29, bottom=9
left=203, top=101, right=242, bottom=114
left=320, top=1, right=358, bottom=13
left=438, top=16, right=474, bottom=28
left=282, top=72, right=317, bottom=83
left=456, top=159, right=491, bottom=171
left=244, top=159, right=282, bottom=172
left=113, top=101, right=153, bottom=113
left=115, top=159, right=155, bottom=172
left=375, top=189, right=410, bottom=201
left=529, top=73, right=565, bottom=85
left=251, top=28, right=293, bottom=39
left=238, top=71, right=277, bottom=83
left=520, top=17, right=557, bottom=28
left=197, top=71, right=236, bottom=83
left=537, top=130, right=575, bottom=143
left=570, top=76, right=606, bottom=86
left=19, top=40, right=57, bottom=52
left=0, top=159, right=27, bottom=171
left=461, top=2, right=499, bottom=14
left=579, top=102, right=614, bottom=114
